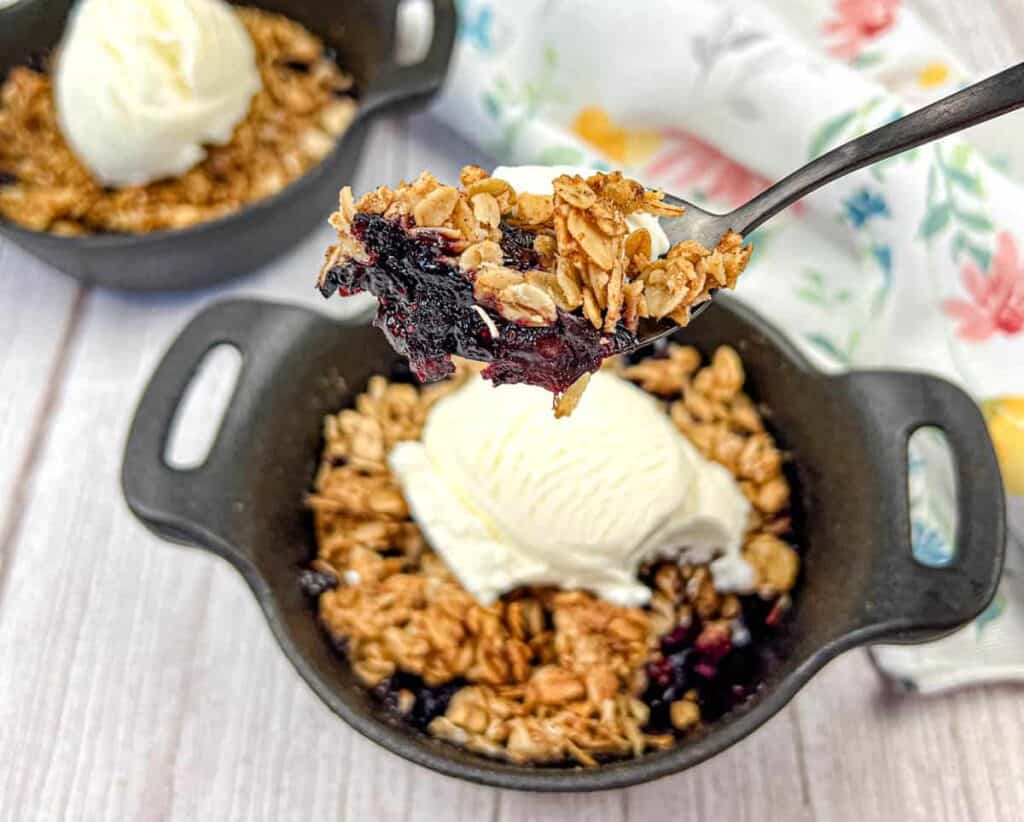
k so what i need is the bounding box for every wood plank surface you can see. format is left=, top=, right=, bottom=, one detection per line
left=0, top=244, right=80, bottom=571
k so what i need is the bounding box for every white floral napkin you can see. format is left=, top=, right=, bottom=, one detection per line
left=420, top=0, right=1024, bottom=691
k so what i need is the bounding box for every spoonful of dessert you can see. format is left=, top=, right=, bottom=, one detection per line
left=317, top=62, right=1024, bottom=415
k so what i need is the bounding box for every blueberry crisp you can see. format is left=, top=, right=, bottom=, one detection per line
left=304, top=345, right=799, bottom=767
left=317, top=167, right=752, bottom=416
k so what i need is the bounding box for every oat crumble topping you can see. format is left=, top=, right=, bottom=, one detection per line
left=317, top=168, right=753, bottom=416
left=306, top=345, right=799, bottom=766
left=0, top=8, right=357, bottom=235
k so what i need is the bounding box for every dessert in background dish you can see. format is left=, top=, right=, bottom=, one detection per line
left=303, top=344, right=799, bottom=767
left=317, top=166, right=752, bottom=415
left=0, top=3, right=356, bottom=234
left=389, top=371, right=753, bottom=607
left=55, top=0, right=261, bottom=187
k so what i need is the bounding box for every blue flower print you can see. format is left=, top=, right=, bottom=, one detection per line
left=911, top=519, right=954, bottom=567
left=843, top=188, right=891, bottom=228
left=458, top=4, right=494, bottom=52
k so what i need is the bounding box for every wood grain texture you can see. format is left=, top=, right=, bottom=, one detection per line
left=0, top=243, right=79, bottom=572
left=1, top=2, right=1023, bottom=819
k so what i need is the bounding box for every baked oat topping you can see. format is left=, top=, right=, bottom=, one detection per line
left=320, top=168, right=752, bottom=330
left=317, top=168, right=753, bottom=414
left=307, top=346, right=799, bottom=766
left=0, top=8, right=356, bottom=235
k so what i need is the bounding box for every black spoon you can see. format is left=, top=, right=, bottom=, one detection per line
left=635, top=60, right=1024, bottom=349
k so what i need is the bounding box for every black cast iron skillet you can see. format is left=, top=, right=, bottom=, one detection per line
left=121, top=297, right=1006, bottom=792
left=0, top=0, right=455, bottom=291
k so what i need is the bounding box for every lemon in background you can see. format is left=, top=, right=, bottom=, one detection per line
left=983, top=397, right=1024, bottom=496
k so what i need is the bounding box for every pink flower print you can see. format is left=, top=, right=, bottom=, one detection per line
left=942, top=232, right=1024, bottom=341
left=645, top=130, right=773, bottom=208
left=823, top=0, right=899, bottom=59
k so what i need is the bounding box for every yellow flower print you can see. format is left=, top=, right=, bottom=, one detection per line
left=917, top=61, right=950, bottom=89
left=983, top=396, right=1024, bottom=496
left=571, top=106, right=662, bottom=166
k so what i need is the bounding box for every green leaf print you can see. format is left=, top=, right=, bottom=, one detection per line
left=944, top=165, right=983, bottom=195
left=919, top=202, right=951, bottom=238
left=976, top=592, right=1005, bottom=636
left=949, top=144, right=972, bottom=169
left=808, top=111, right=857, bottom=159
left=482, top=43, right=566, bottom=160
left=534, top=145, right=587, bottom=165
left=852, top=51, right=884, bottom=68
left=481, top=91, right=501, bottom=120
left=955, top=210, right=994, bottom=232
left=795, top=287, right=826, bottom=306
left=921, top=143, right=996, bottom=262
left=794, top=269, right=828, bottom=307
left=805, top=333, right=851, bottom=365
left=966, top=243, right=992, bottom=271
left=493, top=76, right=514, bottom=98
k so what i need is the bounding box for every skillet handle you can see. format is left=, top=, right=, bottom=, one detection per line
left=121, top=299, right=319, bottom=560
left=838, top=371, right=1006, bottom=643
left=361, top=0, right=457, bottom=116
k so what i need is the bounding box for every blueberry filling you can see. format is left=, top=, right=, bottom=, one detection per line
left=318, top=213, right=637, bottom=392
left=373, top=673, right=466, bottom=730
left=641, top=606, right=773, bottom=733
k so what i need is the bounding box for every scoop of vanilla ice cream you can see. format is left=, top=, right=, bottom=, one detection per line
left=389, top=371, right=754, bottom=606
left=492, top=165, right=672, bottom=259
left=54, top=0, right=261, bottom=186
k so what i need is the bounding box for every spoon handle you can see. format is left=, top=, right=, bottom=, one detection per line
left=727, top=61, right=1024, bottom=236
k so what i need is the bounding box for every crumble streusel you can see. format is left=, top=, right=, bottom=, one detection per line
left=316, top=168, right=752, bottom=416
left=304, top=344, right=798, bottom=767
left=0, top=8, right=356, bottom=235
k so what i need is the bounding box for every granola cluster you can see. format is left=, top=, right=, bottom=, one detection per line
left=0, top=8, right=356, bottom=235
left=321, top=167, right=752, bottom=336
left=622, top=345, right=797, bottom=562
left=308, top=346, right=799, bottom=766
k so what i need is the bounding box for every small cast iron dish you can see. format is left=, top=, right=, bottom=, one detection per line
left=122, top=297, right=1006, bottom=791
left=0, top=0, right=455, bottom=291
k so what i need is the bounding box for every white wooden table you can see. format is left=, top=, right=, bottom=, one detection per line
left=1, top=3, right=1023, bottom=820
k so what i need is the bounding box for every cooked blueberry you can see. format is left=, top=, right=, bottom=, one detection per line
left=646, top=657, right=673, bottom=687
left=24, top=53, right=49, bottom=74
left=694, top=623, right=732, bottom=659
left=298, top=568, right=338, bottom=597
left=498, top=222, right=542, bottom=270
left=666, top=649, right=693, bottom=673
left=660, top=623, right=698, bottom=654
